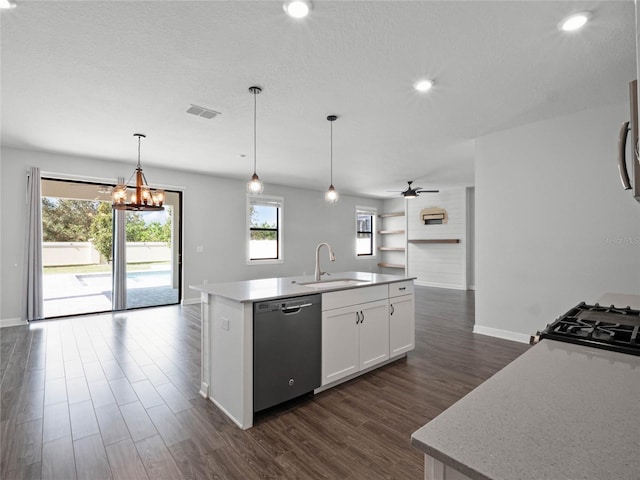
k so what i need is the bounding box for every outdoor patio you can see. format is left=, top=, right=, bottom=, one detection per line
left=43, top=269, right=178, bottom=318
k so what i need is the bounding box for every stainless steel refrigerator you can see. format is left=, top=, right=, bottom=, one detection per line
left=618, top=79, right=640, bottom=203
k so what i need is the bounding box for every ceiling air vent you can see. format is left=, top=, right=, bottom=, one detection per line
left=187, top=104, right=221, bottom=119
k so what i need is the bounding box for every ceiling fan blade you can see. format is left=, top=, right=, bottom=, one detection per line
left=416, top=189, right=439, bottom=193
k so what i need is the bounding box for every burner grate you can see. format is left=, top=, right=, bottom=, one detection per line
left=540, top=302, right=640, bottom=356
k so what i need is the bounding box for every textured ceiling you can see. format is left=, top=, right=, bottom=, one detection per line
left=1, top=1, right=637, bottom=198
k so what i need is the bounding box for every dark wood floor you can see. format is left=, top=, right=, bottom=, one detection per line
left=1, top=286, right=529, bottom=479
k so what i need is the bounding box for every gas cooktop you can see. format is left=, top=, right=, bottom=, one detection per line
left=539, top=302, right=640, bottom=356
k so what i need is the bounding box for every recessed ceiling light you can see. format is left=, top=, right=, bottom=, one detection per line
left=283, top=1, right=312, bottom=19
left=414, top=79, right=434, bottom=92
left=559, top=11, right=591, bottom=32
left=0, top=0, right=17, bottom=9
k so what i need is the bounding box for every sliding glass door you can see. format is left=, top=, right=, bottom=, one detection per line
left=124, top=192, right=181, bottom=309
left=41, top=178, right=181, bottom=318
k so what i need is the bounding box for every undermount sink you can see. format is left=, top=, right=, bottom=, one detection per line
left=300, top=278, right=371, bottom=289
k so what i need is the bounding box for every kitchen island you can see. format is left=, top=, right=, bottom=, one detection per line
left=411, top=339, right=640, bottom=480
left=191, top=271, right=415, bottom=429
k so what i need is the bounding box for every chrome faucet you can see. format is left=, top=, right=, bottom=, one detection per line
left=314, top=243, right=336, bottom=281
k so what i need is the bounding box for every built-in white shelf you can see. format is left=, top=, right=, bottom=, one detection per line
left=378, top=211, right=407, bottom=272
left=407, top=239, right=460, bottom=244
left=378, top=212, right=405, bottom=218
left=377, top=263, right=405, bottom=269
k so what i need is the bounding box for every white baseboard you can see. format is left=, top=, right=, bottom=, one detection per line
left=473, top=325, right=531, bottom=344
left=181, top=298, right=200, bottom=306
left=209, top=396, right=250, bottom=430
left=199, top=382, right=209, bottom=398
left=1, top=317, right=26, bottom=328
left=414, top=280, right=466, bottom=291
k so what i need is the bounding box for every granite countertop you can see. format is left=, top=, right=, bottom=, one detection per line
left=189, top=271, right=414, bottom=302
left=411, top=340, right=640, bottom=480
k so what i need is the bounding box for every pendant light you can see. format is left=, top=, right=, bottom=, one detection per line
left=112, top=133, right=164, bottom=211
left=246, top=86, right=264, bottom=195
left=325, top=115, right=339, bottom=204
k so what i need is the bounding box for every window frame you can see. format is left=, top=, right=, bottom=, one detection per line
left=247, top=195, right=284, bottom=265
left=355, top=206, right=376, bottom=258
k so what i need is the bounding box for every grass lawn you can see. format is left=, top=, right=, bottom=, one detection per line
left=44, top=262, right=170, bottom=275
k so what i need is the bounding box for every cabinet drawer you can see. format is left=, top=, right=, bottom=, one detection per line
left=389, top=281, right=414, bottom=298
left=322, top=285, right=388, bottom=311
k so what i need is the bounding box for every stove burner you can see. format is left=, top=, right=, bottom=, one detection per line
left=539, top=302, right=640, bottom=356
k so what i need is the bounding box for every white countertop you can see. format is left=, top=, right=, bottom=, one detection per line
left=190, top=271, right=414, bottom=302
left=411, top=340, right=640, bottom=480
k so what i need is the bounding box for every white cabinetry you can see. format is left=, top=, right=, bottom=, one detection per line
left=358, top=300, right=390, bottom=369
left=321, top=282, right=416, bottom=388
left=321, top=286, right=389, bottom=386
left=321, top=305, right=359, bottom=383
left=389, top=281, right=415, bottom=357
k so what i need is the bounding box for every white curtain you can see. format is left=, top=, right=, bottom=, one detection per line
left=112, top=177, right=127, bottom=311
left=24, top=167, right=43, bottom=321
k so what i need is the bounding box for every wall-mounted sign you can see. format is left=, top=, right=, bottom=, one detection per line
left=420, top=207, right=448, bottom=225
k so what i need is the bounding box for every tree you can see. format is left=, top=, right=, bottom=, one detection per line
left=125, top=212, right=147, bottom=242
left=249, top=205, right=277, bottom=240
left=42, top=198, right=98, bottom=242
left=90, top=202, right=113, bottom=262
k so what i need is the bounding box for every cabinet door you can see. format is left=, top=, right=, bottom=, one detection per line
left=389, top=294, right=415, bottom=357
left=321, top=305, right=359, bottom=386
left=358, top=299, right=389, bottom=370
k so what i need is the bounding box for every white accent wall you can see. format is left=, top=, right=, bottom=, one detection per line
left=406, top=187, right=469, bottom=290
left=475, top=102, right=640, bottom=343
left=0, top=147, right=382, bottom=324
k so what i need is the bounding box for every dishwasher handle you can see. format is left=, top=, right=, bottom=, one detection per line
left=281, top=302, right=314, bottom=315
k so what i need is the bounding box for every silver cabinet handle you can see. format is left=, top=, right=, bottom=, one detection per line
left=618, top=121, right=632, bottom=190
left=390, top=304, right=395, bottom=315
left=399, top=287, right=406, bottom=291
left=355, top=312, right=360, bottom=324
left=360, top=311, right=364, bottom=323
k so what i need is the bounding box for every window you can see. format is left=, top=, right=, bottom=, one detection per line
left=356, top=206, right=376, bottom=256
left=248, top=195, right=283, bottom=263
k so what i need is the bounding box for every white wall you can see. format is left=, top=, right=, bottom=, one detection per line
left=406, top=188, right=468, bottom=290
left=475, top=102, right=640, bottom=342
left=0, top=147, right=382, bottom=322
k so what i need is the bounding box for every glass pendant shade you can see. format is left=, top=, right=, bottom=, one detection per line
left=325, top=184, right=339, bottom=203
left=247, top=172, right=264, bottom=195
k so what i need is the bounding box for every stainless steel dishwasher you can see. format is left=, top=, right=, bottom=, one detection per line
left=253, top=294, right=321, bottom=412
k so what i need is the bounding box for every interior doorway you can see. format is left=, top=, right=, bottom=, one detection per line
left=41, top=178, right=182, bottom=318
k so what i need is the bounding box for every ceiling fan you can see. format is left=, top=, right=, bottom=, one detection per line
left=391, top=181, right=439, bottom=198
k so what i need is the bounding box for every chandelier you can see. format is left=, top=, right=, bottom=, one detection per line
left=112, top=133, right=164, bottom=211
